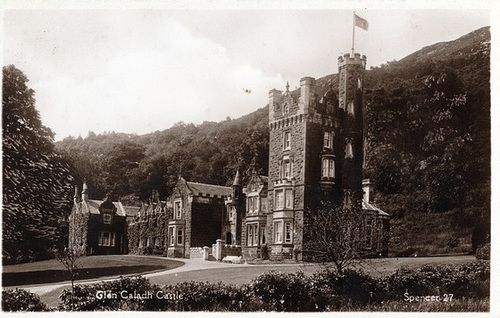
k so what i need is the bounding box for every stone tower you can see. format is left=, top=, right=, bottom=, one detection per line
left=338, top=53, right=367, bottom=207
left=266, top=53, right=366, bottom=260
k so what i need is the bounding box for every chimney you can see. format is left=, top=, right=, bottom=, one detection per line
left=74, top=185, right=80, bottom=204
left=81, top=181, right=89, bottom=202
left=362, top=179, right=374, bottom=203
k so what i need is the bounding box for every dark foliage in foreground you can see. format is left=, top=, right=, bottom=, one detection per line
left=3, top=261, right=487, bottom=312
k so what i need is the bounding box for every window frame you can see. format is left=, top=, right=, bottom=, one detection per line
left=98, top=231, right=115, bottom=247
left=283, top=131, right=291, bottom=150
left=102, top=213, right=112, bottom=224
left=274, top=221, right=283, bottom=243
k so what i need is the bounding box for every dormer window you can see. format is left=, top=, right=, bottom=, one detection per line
left=103, top=213, right=112, bottom=224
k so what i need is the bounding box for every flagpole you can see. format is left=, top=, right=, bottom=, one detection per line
left=351, top=11, right=355, bottom=57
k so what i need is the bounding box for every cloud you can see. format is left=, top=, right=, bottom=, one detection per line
left=31, top=19, right=284, bottom=139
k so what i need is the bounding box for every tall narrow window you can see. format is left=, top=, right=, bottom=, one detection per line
left=174, top=200, right=182, bottom=219
left=285, top=222, right=292, bottom=243
left=324, top=132, right=333, bottom=149
left=275, top=190, right=284, bottom=209
left=285, top=189, right=293, bottom=209
left=177, top=228, right=183, bottom=245
left=274, top=221, right=283, bottom=243
left=248, top=197, right=254, bottom=213
left=247, top=224, right=253, bottom=246
left=283, top=131, right=291, bottom=150
left=345, top=140, right=354, bottom=159
left=254, top=224, right=259, bottom=246
left=347, top=101, right=355, bottom=115
left=260, top=227, right=266, bottom=245
left=169, top=226, right=175, bottom=246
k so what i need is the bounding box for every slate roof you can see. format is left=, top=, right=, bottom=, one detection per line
left=186, top=181, right=232, bottom=198
left=123, top=205, right=142, bottom=217
left=362, top=200, right=390, bottom=217
left=79, top=200, right=127, bottom=217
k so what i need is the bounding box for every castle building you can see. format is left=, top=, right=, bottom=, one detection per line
left=69, top=182, right=134, bottom=255
left=69, top=53, right=389, bottom=259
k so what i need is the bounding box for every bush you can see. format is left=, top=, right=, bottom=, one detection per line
left=377, top=262, right=490, bottom=302
left=246, top=270, right=315, bottom=311
left=59, top=275, right=159, bottom=311
left=475, top=243, right=490, bottom=260
left=309, top=269, right=375, bottom=310
left=2, top=288, right=48, bottom=312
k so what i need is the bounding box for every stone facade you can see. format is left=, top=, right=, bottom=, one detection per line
left=69, top=183, right=131, bottom=255
left=70, top=52, right=390, bottom=260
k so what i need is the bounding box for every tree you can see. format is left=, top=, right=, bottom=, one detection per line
left=55, top=247, right=81, bottom=310
left=302, top=202, right=366, bottom=273
left=2, top=65, right=74, bottom=263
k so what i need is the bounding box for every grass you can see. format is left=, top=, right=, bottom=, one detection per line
left=2, top=255, right=184, bottom=287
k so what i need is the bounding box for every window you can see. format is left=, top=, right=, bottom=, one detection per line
left=247, top=224, right=253, bottom=246
left=345, top=140, right=354, bottom=158
left=283, top=131, right=291, bottom=150
left=103, top=213, right=112, bottom=224
left=285, top=222, right=292, bottom=243
left=174, top=200, right=182, bottom=219
left=284, top=103, right=289, bottom=114
left=347, top=101, right=355, bottom=115
left=324, top=131, right=333, bottom=149
left=275, top=190, right=284, bottom=209
left=169, top=226, right=175, bottom=246
left=281, top=157, right=293, bottom=180
left=322, top=158, right=335, bottom=178
left=177, top=228, right=183, bottom=245
left=260, top=227, right=266, bottom=245
left=285, top=189, right=293, bottom=209
left=98, top=231, right=115, bottom=247
left=254, top=224, right=259, bottom=246
left=248, top=197, right=254, bottom=213
left=274, top=221, right=283, bottom=243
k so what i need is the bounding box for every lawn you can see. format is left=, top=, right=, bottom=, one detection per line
left=2, top=255, right=184, bottom=287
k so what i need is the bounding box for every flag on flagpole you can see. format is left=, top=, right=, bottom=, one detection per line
left=354, top=13, right=368, bottom=31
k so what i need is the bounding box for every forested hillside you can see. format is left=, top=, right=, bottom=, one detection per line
left=55, top=26, right=490, bottom=255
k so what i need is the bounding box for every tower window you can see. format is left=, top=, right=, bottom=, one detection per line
left=345, top=140, right=354, bottom=158
left=280, top=156, right=293, bottom=180
left=322, top=158, right=335, bottom=178
left=285, top=189, right=293, bottom=209
left=324, top=131, right=333, bottom=149
left=103, top=213, right=112, bottom=224
left=347, top=101, right=355, bottom=115
left=283, top=131, right=291, bottom=150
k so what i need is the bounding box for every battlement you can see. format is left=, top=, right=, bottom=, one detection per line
left=338, top=53, right=367, bottom=68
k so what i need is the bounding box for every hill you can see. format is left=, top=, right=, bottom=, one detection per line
left=56, top=26, right=490, bottom=256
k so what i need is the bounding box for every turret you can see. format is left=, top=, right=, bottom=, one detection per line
left=269, top=88, right=282, bottom=121
left=232, top=170, right=243, bottom=202
left=299, top=76, right=315, bottom=114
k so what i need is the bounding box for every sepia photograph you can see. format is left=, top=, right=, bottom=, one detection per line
left=1, top=0, right=495, bottom=314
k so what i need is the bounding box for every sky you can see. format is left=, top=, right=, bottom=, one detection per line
left=2, top=1, right=493, bottom=141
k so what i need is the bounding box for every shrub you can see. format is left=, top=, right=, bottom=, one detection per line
left=377, top=262, right=490, bottom=302
left=246, top=270, right=315, bottom=311
left=309, top=269, right=375, bottom=310
left=475, top=243, right=490, bottom=260
left=59, top=275, right=159, bottom=311
left=2, top=288, right=48, bottom=312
